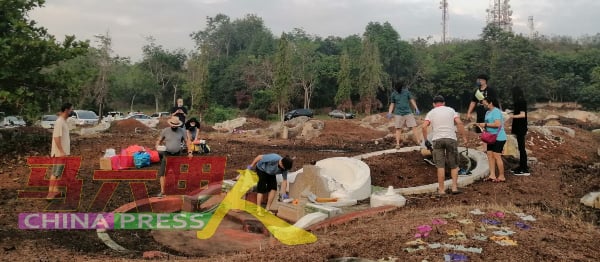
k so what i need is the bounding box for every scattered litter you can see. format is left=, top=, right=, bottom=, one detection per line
left=469, top=209, right=485, bottom=215
left=415, top=225, right=433, bottom=238
left=428, top=243, right=442, bottom=249
left=433, top=218, right=448, bottom=225
left=444, top=253, right=469, bottom=261
left=515, top=222, right=531, bottom=230
left=447, top=229, right=467, bottom=240
left=481, top=218, right=501, bottom=225
left=471, top=234, right=488, bottom=241
left=405, top=239, right=427, bottom=246
left=403, top=246, right=426, bottom=253
left=488, top=211, right=505, bottom=218
left=493, top=229, right=516, bottom=236
left=443, top=212, right=459, bottom=219
left=458, top=219, right=473, bottom=225
left=514, top=213, right=536, bottom=221
left=490, top=236, right=518, bottom=246
left=477, top=225, right=487, bottom=232
left=520, top=215, right=536, bottom=221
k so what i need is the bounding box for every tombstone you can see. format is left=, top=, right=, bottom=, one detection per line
left=288, top=165, right=330, bottom=200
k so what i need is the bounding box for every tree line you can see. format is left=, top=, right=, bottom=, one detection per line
left=2, top=1, right=600, bottom=123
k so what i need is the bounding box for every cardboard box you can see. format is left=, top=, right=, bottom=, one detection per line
left=99, top=157, right=112, bottom=170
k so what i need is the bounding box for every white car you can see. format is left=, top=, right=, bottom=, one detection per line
left=0, top=115, right=26, bottom=128
left=126, top=114, right=159, bottom=128
left=69, top=110, right=99, bottom=126
left=150, top=112, right=170, bottom=119
left=40, top=114, right=58, bottom=129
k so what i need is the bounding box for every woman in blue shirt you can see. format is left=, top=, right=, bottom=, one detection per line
left=478, top=97, right=507, bottom=182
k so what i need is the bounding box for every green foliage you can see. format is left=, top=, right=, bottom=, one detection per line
left=202, top=104, right=237, bottom=124
left=248, top=90, right=274, bottom=120
left=358, top=37, right=386, bottom=113
left=0, top=0, right=88, bottom=116
left=577, top=67, right=600, bottom=110
left=335, top=50, right=353, bottom=109
left=273, top=33, right=293, bottom=121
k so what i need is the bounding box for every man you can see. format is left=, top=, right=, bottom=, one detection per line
left=155, top=116, right=188, bottom=198
left=171, top=98, right=188, bottom=126
left=247, top=153, right=293, bottom=216
left=387, top=83, right=421, bottom=149
left=48, top=103, right=73, bottom=199
left=422, top=95, right=467, bottom=195
left=466, top=74, right=499, bottom=126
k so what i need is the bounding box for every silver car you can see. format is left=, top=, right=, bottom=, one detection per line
left=0, top=115, right=26, bottom=127
left=69, top=110, right=99, bottom=126
left=40, top=114, right=58, bottom=129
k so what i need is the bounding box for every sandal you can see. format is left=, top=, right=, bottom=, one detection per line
left=493, top=178, right=506, bottom=183
left=483, top=177, right=497, bottom=182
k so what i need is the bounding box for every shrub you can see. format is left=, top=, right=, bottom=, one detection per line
left=202, top=105, right=237, bottom=124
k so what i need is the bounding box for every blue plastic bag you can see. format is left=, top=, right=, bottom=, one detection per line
left=133, top=151, right=151, bottom=168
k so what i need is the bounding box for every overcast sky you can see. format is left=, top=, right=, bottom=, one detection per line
left=30, top=0, right=600, bottom=61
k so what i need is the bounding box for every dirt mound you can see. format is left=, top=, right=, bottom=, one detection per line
left=240, top=118, right=269, bottom=130
left=313, top=119, right=388, bottom=145
left=156, top=118, right=171, bottom=129
left=109, top=119, right=150, bottom=133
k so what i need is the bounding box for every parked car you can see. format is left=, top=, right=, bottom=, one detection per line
left=284, top=108, right=314, bottom=121
left=150, top=112, right=171, bottom=119
left=69, top=110, right=99, bottom=126
left=328, top=110, right=356, bottom=119
left=40, top=114, right=58, bottom=129
left=0, top=115, right=26, bottom=127
left=126, top=113, right=159, bottom=128
left=102, top=111, right=125, bottom=123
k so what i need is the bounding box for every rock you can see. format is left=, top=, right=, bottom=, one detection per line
left=142, top=250, right=167, bottom=259
left=580, top=192, right=600, bottom=209
left=212, top=117, right=247, bottom=132
left=545, top=126, right=575, bottom=138
left=562, top=110, right=600, bottom=124
left=299, top=120, right=324, bottom=140
left=503, top=135, right=519, bottom=158
left=544, top=119, right=561, bottom=126
left=592, top=129, right=600, bottom=134
left=544, top=114, right=559, bottom=120
left=285, top=116, right=310, bottom=127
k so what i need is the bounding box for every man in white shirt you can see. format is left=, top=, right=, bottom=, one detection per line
left=422, top=96, right=467, bottom=195
left=48, top=103, right=73, bottom=199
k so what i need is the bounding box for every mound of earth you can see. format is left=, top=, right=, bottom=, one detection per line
left=109, top=119, right=150, bottom=133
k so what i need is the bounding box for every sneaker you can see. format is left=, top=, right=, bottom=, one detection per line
left=513, top=169, right=531, bottom=176
left=281, top=193, right=289, bottom=200
left=423, top=158, right=435, bottom=166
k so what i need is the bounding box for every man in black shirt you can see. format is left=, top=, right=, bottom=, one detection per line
left=170, top=98, right=188, bottom=126
left=467, top=74, right=499, bottom=126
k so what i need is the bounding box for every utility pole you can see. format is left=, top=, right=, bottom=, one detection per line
left=486, top=0, right=512, bottom=31
left=440, top=0, right=449, bottom=44
left=528, top=16, right=537, bottom=39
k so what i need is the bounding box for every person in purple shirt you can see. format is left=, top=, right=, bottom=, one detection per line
left=247, top=153, right=293, bottom=216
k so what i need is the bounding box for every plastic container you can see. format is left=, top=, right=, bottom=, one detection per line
left=370, top=186, right=406, bottom=208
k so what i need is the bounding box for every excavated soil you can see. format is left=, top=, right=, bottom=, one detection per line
left=0, top=116, right=599, bottom=261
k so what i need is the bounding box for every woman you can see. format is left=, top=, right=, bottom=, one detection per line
left=478, top=97, right=507, bottom=182
left=510, top=86, right=530, bottom=176
left=185, top=118, right=201, bottom=152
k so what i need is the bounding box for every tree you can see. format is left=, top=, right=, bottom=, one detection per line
left=335, top=50, right=353, bottom=111
left=289, top=29, right=320, bottom=109
left=92, top=32, right=114, bottom=119
left=0, top=0, right=88, bottom=116
left=141, top=37, right=186, bottom=112
left=357, top=37, right=385, bottom=114
left=577, top=66, right=600, bottom=110
left=273, top=33, right=293, bottom=121
left=183, top=48, right=210, bottom=114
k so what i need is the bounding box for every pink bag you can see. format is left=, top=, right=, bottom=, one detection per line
left=480, top=131, right=498, bottom=144
left=111, top=155, right=134, bottom=170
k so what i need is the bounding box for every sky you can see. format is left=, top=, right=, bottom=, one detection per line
left=29, top=0, right=600, bottom=61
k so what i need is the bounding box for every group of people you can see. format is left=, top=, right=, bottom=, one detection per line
left=394, top=74, right=530, bottom=196
left=48, top=75, right=530, bottom=204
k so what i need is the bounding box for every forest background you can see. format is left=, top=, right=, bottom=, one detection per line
left=2, top=0, right=600, bottom=124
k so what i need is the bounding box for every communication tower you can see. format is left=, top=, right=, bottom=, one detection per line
left=486, top=0, right=512, bottom=31
left=440, top=0, right=449, bottom=43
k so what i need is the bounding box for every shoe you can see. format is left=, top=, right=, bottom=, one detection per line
left=280, top=193, right=289, bottom=201
left=156, top=192, right=165, bottom=198
left=513, top=169, right=530, bottom=176
left=423, top=158, right=435, bottom=166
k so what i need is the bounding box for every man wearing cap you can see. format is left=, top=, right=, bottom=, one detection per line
left=247, top=153, right=293, bottom=216
left=466, top=74, right=499, bottom=127
left=155, top=116, right=188, bottom=198
left=422, top=95, right=467, bottom=195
